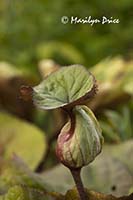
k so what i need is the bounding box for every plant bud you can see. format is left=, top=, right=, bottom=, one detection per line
left=56, top=105, right=103, bottom=168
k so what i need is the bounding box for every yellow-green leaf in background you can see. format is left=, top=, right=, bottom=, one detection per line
left=89, top=57, right=133, bottom=111
left=0, top=155, right=54, bottom=194
left=64, top=188, right=132, bottom=200
left=0, top=186, right=132, bottom=200
left=0, top=156, right=62, bottom=200
left=0, top=155, right=132, bottom=200
left=36, top=41, right=85, bottom=65
left=0, top=62, right=22, bottom=79
left=0, top=185, right=59, bottom=200
left=99, top=105, right=133, bottom=142
left=43, top=140, right=133, bottom=197
left=0, top=112, right=47, bottom=170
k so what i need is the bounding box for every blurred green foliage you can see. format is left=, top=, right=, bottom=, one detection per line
left=0, top=1, right=133, bottom=198
left=0, top=0, right=133, bottom=71
left=100, top=104, right=133, bottom=143
left=0, top=150, right=132, bottom=199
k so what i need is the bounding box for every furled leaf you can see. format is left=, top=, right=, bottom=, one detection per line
left=56, top=105, right=103, bottom=168
left=0, top=112, right=46, bottom=170
left=33, top=65, right=96, bottom=110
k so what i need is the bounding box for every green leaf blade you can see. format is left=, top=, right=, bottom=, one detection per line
left=33, top=65, right=95, bottom=110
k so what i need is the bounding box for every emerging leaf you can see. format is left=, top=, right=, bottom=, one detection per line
left=33, top=65, right=96, bottom=110
left=56, top=106, right=103, bottom=168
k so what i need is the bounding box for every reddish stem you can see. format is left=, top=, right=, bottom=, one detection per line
left=70, top=168, right=88, bottom=200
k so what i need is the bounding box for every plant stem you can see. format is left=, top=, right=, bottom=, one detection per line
left=70, top=168, right=88, bottom=200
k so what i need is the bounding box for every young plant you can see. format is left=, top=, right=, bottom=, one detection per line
left=32, top=65, right=104, bottom=200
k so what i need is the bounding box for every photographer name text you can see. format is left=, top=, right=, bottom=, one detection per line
left=61, top=16, right=120, bottom=26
